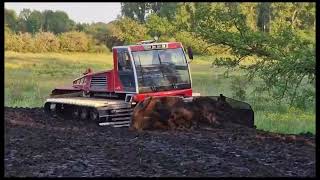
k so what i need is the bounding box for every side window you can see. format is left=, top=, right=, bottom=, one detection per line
left=118, top=50, right=132, bottom=71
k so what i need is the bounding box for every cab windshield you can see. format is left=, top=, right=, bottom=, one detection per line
left=132, top=48, right=191, bottom=93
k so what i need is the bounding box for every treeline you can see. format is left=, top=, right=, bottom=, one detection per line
left=5, top=2, right=315, bottom=54
left=4, top=8, right=110, bottom=53
left=5, top=30, right=109, bottom=53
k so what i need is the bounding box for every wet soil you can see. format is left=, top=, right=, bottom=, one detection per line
left=4, top=107, right=316, bottom=177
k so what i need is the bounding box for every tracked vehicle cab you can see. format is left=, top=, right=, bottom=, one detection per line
left=51, top=41, right=193, bottom=103
left=112, top=41, right=193, bottom=101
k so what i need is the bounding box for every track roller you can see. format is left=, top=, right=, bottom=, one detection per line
left=89, top=108, right=100, bottom=122
left=44, top=102, right=51, bottom=114
left=80, top=107, right=89, bottom=120
left=72, top=106, right=80, bottom=119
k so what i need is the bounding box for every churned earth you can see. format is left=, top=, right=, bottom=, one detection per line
left=4, top=107, right=315, bottom=177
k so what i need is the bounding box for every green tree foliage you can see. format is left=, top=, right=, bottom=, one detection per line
left=174, top=3, right=195, bottom=31
left=271, top=3, right=315, bottom=31
left=27, top=10, right=43, bottom=34
left=121, top=2, right=179, bottom=23
left=145, top=14, right=174, bottom=40
left=193, top=2, right=315, bottom=104
left=5, top=8, right=76, bottom=34
left=17, top=8, right=32, bottom=32
left=42, top=10, right=75, bottom=34
left=121, top=3, right=148, bottom=23
left=100, top=22, right=126, bottom=49
left=157, top=3, right=178, bottom=21
left=59, top=31, right=89, bottom=52
left=112, top=17, right=149, bottom=45
left=5, top=9, right=18, bottom=32
left=85, top=22, right=111, bottom=46
left=239, top=3, right=259, bottom=31
left=174, top=31, right=216, bottom=55
left=75, top=22, right=90, bottom=32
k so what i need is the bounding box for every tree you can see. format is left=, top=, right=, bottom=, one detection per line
left=42, top=10, right=54, bottom=32
left=42, top=10, right=75, bottom=34
left=5, top=9, right=18, bottom=32
left=157, top=3, right=178, bottom=21
left=121, top=3, right=148, bottom=23
left=145, top=14, right=174, bottom=39
left=75, top=22, right=89, bottom=32
left=112, top=17, right=149, bottom=45
left=174, top=3, right=197, bottom=31
left=193, top=2, right=315, bottom=105
left=19, top=8, right=32, bottom=21
left=257, top=2, right=272, bottom=33
left=85, top=22, right=110, bottom=45
left=27, top=10, right=43, bottom=33
left=270, top=3, right=315, bottom=32
left=17, top=8, right=32, bottom=32
left=239, top=3, right=259, bottom=31
left=120, top=2, right=179, bottom=23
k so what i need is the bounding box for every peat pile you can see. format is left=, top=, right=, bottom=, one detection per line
left=4, top=107, right=316, bottom=177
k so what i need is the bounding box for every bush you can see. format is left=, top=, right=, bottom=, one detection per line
left=5, top=28, right=18, bottom=51
left=88, top=44, right=110, bottom=53
left=5, top=32, right=36, bottom=52
left=19, top=32, right=36, bottom=53
left=59, top=31, right=90, bottom=52
left=34, top=32, right=60, bottom=52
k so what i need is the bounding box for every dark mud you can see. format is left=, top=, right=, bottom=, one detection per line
left=4, top=107, right=316, bottom=177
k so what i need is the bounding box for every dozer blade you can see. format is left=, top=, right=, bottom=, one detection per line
left=193, top=96, right=254, bottom=128
left=130, top=95, right=254, bottom=131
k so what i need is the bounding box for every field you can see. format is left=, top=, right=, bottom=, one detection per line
left=4, top=51, right=315, bottom=135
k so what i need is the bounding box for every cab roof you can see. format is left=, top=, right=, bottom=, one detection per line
left=113, top=42, right=182, bottom=51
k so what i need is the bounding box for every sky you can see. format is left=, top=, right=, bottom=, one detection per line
left=5, top=2, right=122, bottom=24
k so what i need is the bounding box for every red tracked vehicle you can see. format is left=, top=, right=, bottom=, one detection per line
left=44, top=40, right=254, bottom=128
left=44, top=41, right=196, bottom=127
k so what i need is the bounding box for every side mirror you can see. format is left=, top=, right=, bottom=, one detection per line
left=187, top=47, right=193, bottom=60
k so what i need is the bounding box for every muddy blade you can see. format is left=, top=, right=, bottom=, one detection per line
left=200, top=96, right=255, bottom=128
left=229, top=108, right=254, bottom=128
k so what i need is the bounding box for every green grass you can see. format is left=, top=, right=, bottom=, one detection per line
left=5, top=51, right=113, bottom=107
left=4, top=51, right=315, bottom=135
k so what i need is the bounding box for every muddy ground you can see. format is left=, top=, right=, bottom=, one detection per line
left=4, top=107, right=316, bottom=177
